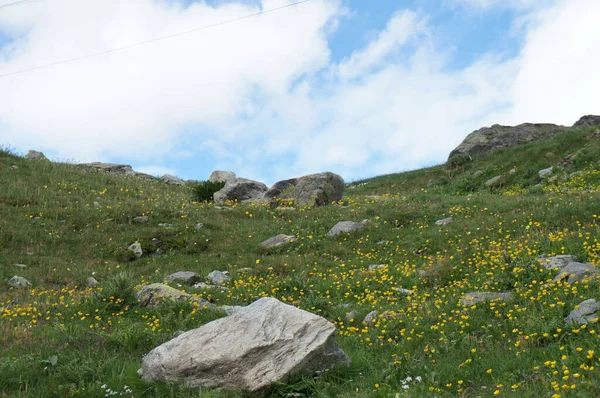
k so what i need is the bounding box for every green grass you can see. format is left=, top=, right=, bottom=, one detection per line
left=1, top=125, right=600, bottom=397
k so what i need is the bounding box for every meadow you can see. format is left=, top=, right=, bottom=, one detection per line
left=1, top=125, right=600, bottom=397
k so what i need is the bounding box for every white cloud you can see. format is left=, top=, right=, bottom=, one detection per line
left=0, top=0, right=598, bottom=184
left=449, top=0, right=553, bottom=11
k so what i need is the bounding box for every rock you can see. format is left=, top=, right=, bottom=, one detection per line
left=538, top=167, right=553, bottom=179
left=552, top=262, right=598, bottom=284
left=161, top=174, right=185, bottom=185
left=10, top=165, right=18, bottom=169
left=139, top=297, right=350, bottom=391
left=13, top=264, right=27, bottom=269
left=213, top=178, right=268, bottom=204
left=326, top=220, right=368, bottom=237
left=537, top=255, right=577, bottom=270
left=166, top=271, right=201, bottom=285
left=264, top=178, right=298, bottom=199
left=194, top=223, right=204, bottom=229
left=80, top=162, right=152, bottom=178
left=345, top=311, right=356, bottom=321
left=86, top=277, right=99, bottom=287
left=486, top=175, right=502, bottom=186
left=569, top=171, right=584, bottom=178
left=207, top=270, right=230, bottom=285
left=221, top=305, right=245, bottom=315
left=448, top=122, right=565, bottom=160
left=259, top=234, right=297, bottom=249
left=363, top=311, right=379, bottom=324
left=461, top=291, right=513, bottom=306
left=368, top=264, right=386, bottom=271
left=208, top=170, right=237, bottom=183
left=472, top=170, right=483, bottom=177
left=128, top=241, right=143, bottom=258
left=7, top=276, right=32, bottom=288
left=565, top=299, right=599, bottom=325
left=192, top=282, right=229, bottom=291
left=24, top=150, right=48, bottom=161
left=435, top=217, right=453, bottom=226
left=137, top=283, right=210, bottom=307
left=133, top=216, right=149, bottom=223
left=573, top=115, right=600, bottom=127
left=93, top=201, right=101, bottom=208
left=237, top=267, right=253, bottom=273
left=509, top=168, right=517, bottom=174
left=294, top=172, right=344, bottom=207
left=394, top=288, right=413, bottom=295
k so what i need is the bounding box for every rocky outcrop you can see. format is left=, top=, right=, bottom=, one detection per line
left=213, top=178, right=268, bottom=204
left=295, top=172, right=344, bottom=207
left=24, top=150, right=48, bottom=161
left=448, top=123, right=565, bottom=160
left=139, top=297, right=350, bottom=392
left=573, top=115, right=600, bottom=127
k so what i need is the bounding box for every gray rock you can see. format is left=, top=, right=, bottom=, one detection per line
left=161, top=174, right=185, bottom=185
left=237, top=267, right=253, bottom=273
left=166, top=271, right=201, bottom=285
left=207, top=270, right=230, bottom=285
left=10, top=165, right=18, bottom=169
left=194, top=223, right=204, bottom=229
left=326, top=220, right=368, bottom=237
left=472, top=170, right=483, bottom=177
left=134, top=216, right=149, bottom=223
left=435, top=217, right=453, bottom=226
left=80, top=162, right=152, bottom=178
left=13, top=264, right=27, bottom=269
left=259, top=234, right=297, bottom=249
left=24, top=150, right=48, bottom=161
left=295, top=172, right=345, bottom=207
left=221, top=305, right=245, bottom=315
left=93, top=201, right=101, bottom=208
left=394, top=287, right=413, bottom=295
left=537, top=255, right=577, bottom=270
left=448, top=122, right=565, bottom=160
left=8, top=276, right=32, bottom=288
left=461, top=291, right=513, bottom=306
left=509, top=168, right=517, bottom=174
left=209, top=170, right=237, bottom=183
left=573, top=115, right=600, bottom=127
left=86, top=277, right=99, bottom=287
left=128, top=241, right=143, bottom=258
left=192, top=282, right=229, bottom=291
left=363, top=311, right=379, bottom=324
left=158, top=223, right=172, bottom=228
left=137, top=283, right=210, bottom=308
left=552, top=262, right=598, bottom=284
left=565, top=299, right=599, bottom=325
left=538, top=167, right=553, bottom=179
left=368, top=264, right=386, bottom=271
left=345, top=311, right=357, bottom=321
left=264, top=178, right=298, bottom=199
left=214, top=178, right=268, bottom=204
left=486, top=175, right=502, bottom=186
left=139, top=297, right=350, bottom=391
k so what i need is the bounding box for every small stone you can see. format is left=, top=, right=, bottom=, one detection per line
left=368, top=264, right=386, bottom=271
left=192, top=281, right=229, bottom=291
left=552, top=262, right=597, bottom=284
left=259, top=234, right=297, bottom=249
left=237, top=267, right=252, bottom=273
left=486, top=175, right=502, bottom=186
left=345, top=311, right=356, bottom=321
left=472, top=170, right=483, bottom=177
left=565, top=299, right=599, bottom=325
left=326, top=220, right=368, bottom=237
left=194, top=223, right=204, bottom=229
left=13, top=264, right=27, bottom=269
left=86, top=277, right=99, bottom=287
left=509, top=168, right=517, bottom=174
left=10, top=165, right=18, bottom=169
left=461, top=291, right=513, bottom=306
left=363, top=311, right=379, bottom=324
left=128, top=241, right=143, bottom=258
left=93, top=201, right=101, bottom=208
left=166, top=271, right=201, bottom=285
left=435, top=217, right=453, bottom=226
left=207, top=270, right=230, bottom=285
left=538, top=167, right=553, bottom=179
left=158, top=223, right=172, bottom=228
left=133, top=216, right=149, bottom=223
left=8, top=276, right=32, bottom=289
left=394, top=287, right=413, bottom=295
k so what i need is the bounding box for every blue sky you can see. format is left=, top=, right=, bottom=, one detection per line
left=0, top=0, right=598, bottom=185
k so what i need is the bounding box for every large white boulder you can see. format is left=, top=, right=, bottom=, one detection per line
left=140, top=297, right=350, bottom=392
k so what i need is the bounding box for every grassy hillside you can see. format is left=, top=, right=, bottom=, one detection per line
left=1, top=124, right=600, bottom=397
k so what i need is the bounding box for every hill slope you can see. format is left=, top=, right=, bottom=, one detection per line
left=1, top=124, right=600, bottom=397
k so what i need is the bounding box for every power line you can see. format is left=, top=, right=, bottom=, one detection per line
left=0, top=0, right=312, bottom=79
left=0, top=0, right=41, bottom=10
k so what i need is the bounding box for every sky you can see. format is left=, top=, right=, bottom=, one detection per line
left=0, top=0, right=599, bottom=185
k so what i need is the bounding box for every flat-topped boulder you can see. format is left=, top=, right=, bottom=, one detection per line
left=208, top=170, right=236, bottom=183
left=80, top=162, right=152, bottom=178
left=213, top=178, right=268, bottom=204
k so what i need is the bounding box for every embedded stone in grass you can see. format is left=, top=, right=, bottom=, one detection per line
left=133, top=216, right=149, bottom=223
left=259, top=234, right=297, bottom=249
left=161, top=174, right=185, bottom=185
left=221, top=305, right=245, bottom=315
left=93, top=201, right=101, bottom=208
left=192, top=282, right=229, bottom=291
left=565, top=299, right=599, bottom=326
left=13, top=264, right=27, bottom=269
left=207, top=270, right=230, bottom=285
left=85, top=277, right=99, bottom=287
left=345, top=311, right=356, bottom=321
left=363, top=311, right=379, bottom=324
left=368, top=264, right=385, bottom=271
left=194, top=223, right=204, bottom=229
left=394, top=287, right=413, bottom=295
left=294, top=172, right=345, bottom=208
left=326, top=220, right=367, bottom=237
left=460, top=291, right=513, bottom=306
left=536, top=255, right=577, bottom=270
left=486, top=175, right=502, bottom=186
left=127, top=241, right=143, bottom=258
left=538, top=167, right=553, bottom=179
left=166, top=271, right=201, bottom=286
left=8, top=276, right=32, bottom=288
left=435, top=217, right=453, bottom=226
left=157, top=223, right=172, bottom=228
left=139, top=297, right=350, bottom=392
left=137, top=283, right=211, bottom=308
left=208, top=170, right=236, bottom=183
left=552, top=262, right=598, bottom=284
